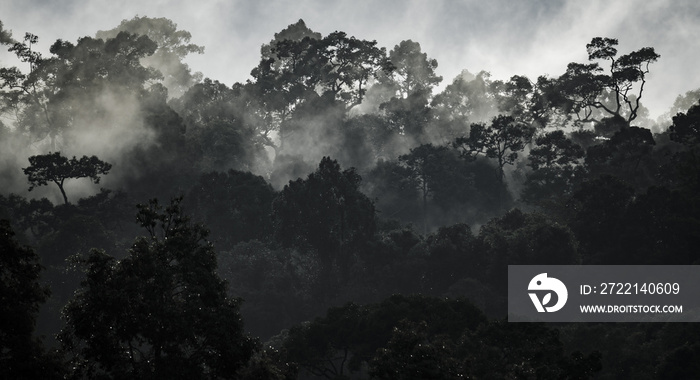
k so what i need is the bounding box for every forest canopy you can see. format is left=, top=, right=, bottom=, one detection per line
left=1, top=15, right=699, bottom=379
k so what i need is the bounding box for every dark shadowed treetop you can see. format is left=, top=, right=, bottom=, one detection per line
left=273, top=19, right=322, bottom=41
left=0, top=219, right=61, bottom=379
left=670, top=100, right=700, bottom=146
left=59, top=197, right=256, bottom=379
left=0, top=218, right=49, bottom=332
left=273, top=157, right=376, bottom=253
left=369, top=319, right=461, bottom=379
left=260, top=18, right=322, bottom=60
left=398, top=144, right=454, bottom=233
left=284, top=294, right=485, bottom=379
left=186, top=170, right=277, bottom=249
left=169, top=78, right=265, bottom=172
left=521, top=130, right=586, bottom=207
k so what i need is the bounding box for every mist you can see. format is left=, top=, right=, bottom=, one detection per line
left=2, top=11, right=700, bottom=380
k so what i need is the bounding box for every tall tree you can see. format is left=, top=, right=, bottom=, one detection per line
left=170, top=78, right=263, bottom=172
left=385, top=40, right=442, bottom=99
left=23, top=152, right=112, bottom=204
left=490, top=74, right=551, bottom=128
left=186, top=170, right=277, bottom=250
left=0, top=219, right=62, bottom=379
left=251, top=24, right=391, bottom=114
left=96, top=16, right=205, bottom=98
left=59, top=197, right=256, bottom=379
left=585, top=123, right=656, bottom=188
left=669, top=99, right=700, bottom=146
left=378, top=41, right=439, bottom=141
left=272, top=157, right=376, bottom=296
left=0, top=31, right=56, bottom=146
left=35, top=31, right=192, bottom=196
left=521, top=130, right=586, bottom=210
left=320, top=31, right=392, bottom=109
left=249, top=20, right=324, bottom=154
left=454, top=115, right=535, bottom=189
left=362, top=159, right=422, bottom=225
left=545, top=37, right=659, bottom=126
left=398, top=144, right=464, bottom=234
left=478, top=209, right=580, bottom=293
left=430, top=70, right=498, bottom=142
left=1, top=30, right=162, bottom=150
left=259, top=19, right=323, bottom=65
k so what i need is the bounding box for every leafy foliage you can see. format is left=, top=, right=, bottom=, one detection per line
left=59, top=198, right=256, bottom=379
left=282, top=295, right=485, bottom=379
left=2, top=17, right=699, bottom=380
left=454, top=115, right=535, bottom=182
left=23, top=152, right=112, bottom=204
left=544, top=36, right=659, bottom=125
left=0, top=219, right=62, bottom=379
left=96, top=16, right=204, bottom=98
left=521, top=130, right=586, bottom=208
left=273, top=157, right=376, bottom=297
left=669, top=100, right=700, bottom=146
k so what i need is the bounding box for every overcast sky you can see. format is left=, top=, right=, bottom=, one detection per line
left=1, top=0, right=699, bottom=119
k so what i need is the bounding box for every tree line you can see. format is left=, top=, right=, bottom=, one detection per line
left=1, top=16, right=700, bottom=379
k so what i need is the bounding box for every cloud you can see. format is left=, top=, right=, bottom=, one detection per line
left=1, top=0, right=699, bottom=119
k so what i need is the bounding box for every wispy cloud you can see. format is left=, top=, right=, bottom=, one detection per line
left=1, top=0, right=699, bottom=118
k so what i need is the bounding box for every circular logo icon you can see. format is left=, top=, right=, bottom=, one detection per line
left=528, top=273, right=568, bottom=312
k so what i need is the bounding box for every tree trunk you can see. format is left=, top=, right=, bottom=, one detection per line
left=422, top=180, right=428, bottom=235
left=56, top=181, right=69, bottom=204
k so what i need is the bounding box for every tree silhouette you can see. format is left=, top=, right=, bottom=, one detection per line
left=431, top=70, right=498, bottom=141
left=670, top=100, right=700, bottom=146
left=96, top=16, right=205, bottom=98
left=521, top=130, right=586, bottom=209
left=59, top=197, right=256, bottom=379
left=272, top=157, right=376, bottom=297
left=283, top=295, right=485, bottom=379
left=370, top=320, right=460, bottom=380
left=0, top=219, right=62, bottom=379
left=23, top=152, right=112, bottom=204
left=455, top=115, right=535, bottom=183
left=398, top=144, right=458, bottom=234
left=0, top=31, right=58, bottom=147
left=386, top=40, right=442, bottom=98
left=545, top=37, right=659, bottom=125
left=454, top=115, right=534, bottom=210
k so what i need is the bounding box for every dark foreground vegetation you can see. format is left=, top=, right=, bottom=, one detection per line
left=1, top=16, right=700, bottom=379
